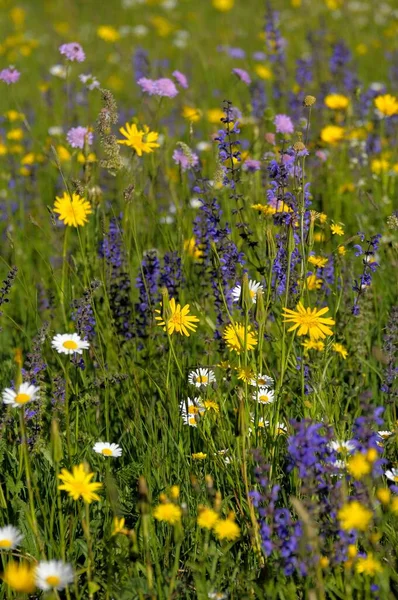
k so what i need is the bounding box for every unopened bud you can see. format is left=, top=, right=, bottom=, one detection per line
left=160, top=287, right=171, bottom=323
left=254, top=288, right=266, bottom=326
left=303, top=95, right=316, bottom=107
left=239, top=273, right=253, bottom=312
left=51, top=419, right=63, bottom=463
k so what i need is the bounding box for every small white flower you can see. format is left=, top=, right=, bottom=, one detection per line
left=79, top=73, right=100, bottom=90
left=188, top=368, right=216, bottom=387
left=250, top=415, right=286, bottom=434
left=93, top=442, right=122, bottom=457
left=132, top=24, right=148, bottom=36
left=252, top=387, right=275, bottom=405
left=49, top=64, right=67, bottom=79
left=2, top=382, right=39, bottom=408
left=249, top=374, right=274, bottom=388
left=196, top=141, right=211, bottom=152
left=378, top=430, right=393, bottom=440
left=208, top=592, right=228, bottom=600
left=190, top=197, right=202, bottom=209
left=385, top=468, right=398, bottom=483
left=36, top=560, right=74, bottom=591
left=231, top=279, right=263, bottom=304
left=51, top=333, right=90, bottom=355
left=180, top=397, right=204, bottom=427
left=0, top=525, right=23, bottom=549
left=48, top=126, right=64, bottom=136
left=329, top=440, right=356, bottom=454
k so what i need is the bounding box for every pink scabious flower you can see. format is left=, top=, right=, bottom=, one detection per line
left=232, top=68, right=251, bottom=85
left=0, top=66, right=20, bottom=84
left=59, top=42, right=85, bottom=63
left=243, top=158, right=261, bottom=172
left=274, top=114, right=294, bottom=135
left=137, top=77, right=178, bottom=98
left=173, top=147, right=199, bottom=171
left=172, top=70, right=188, bottom=89
left=66, top=126, right=93, bottom=149
left=264, top=132, right=276, bottom=145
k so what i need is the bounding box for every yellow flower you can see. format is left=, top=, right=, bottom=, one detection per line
left=197, top=506, right=219, bottom=529
left=338, top=501, right=372, bottom=531
left=182, top=106, right=202, bottom=122
left=207, top=108, right=225, bottom=124
left=338, top=182, right=355, bottom=194
left=54, top=192, right=92, bottom=227
left=324, top=94, right=349, bottom=110
left=376, top=488, right=391, bottom=505
left=332, top=342, right=348, bottom=359
left=306, top=274, right=322, bottom=290
left=203, top=400, right=219, bottom=413
left=320, top=125, right=344, bottom=144
left=192, top=452, right=207, bottom=460
left=58, top=463, right=102, bottom=503
left=391, top=497, right=398, bottom=513
left=112, top=517, right=128, bottom=536
left=223, top=323, right=257, bottom=354
left=338, top=246, right=346, bottom=256
left=153, top=503, right=182, bottom=524
left=347, top=544, right=357, bottom=558
left=77, top=152, right=96, bottom=164
left=184, top=237, right=203, bottom=260
left=371, top=158, right=389, bottom=174
left=1, top=562, right=36, bottom=593
left=255, top=65, right=272, bottom=80
left=282, top=302, right=335, bottom=341
left=374, top=94, right=398, bottom=117
left=118, top=123, right=159, bottom=156
left=56, top=145, right=71, bottom=162
left=7, top=128, right=24, bottom=141
left=331, top=223, right=344, bottom=236
left=97, top=26, right=120, bottom=42
left=150, top=16, right=173, bottom=37
left=170, top=485, right=180, bottom=499
left=308, top=255, right=328, bottom=268
left=4, top=110, right=24, bottom=122
left=314, top=232, right=326, bottom=243
left=302, top=339, right=325, bottom=352
left=356, top=554, right=383, bottom=576
left=155, top=297, right=199, bottom=336
left=236, top=367, right=254, bottom=382
left=214, top=515, right=240, bottom=541
left=213, top=0, right=234, bottom=11
left=319, top=556, right=329, bottom=569
left=347, top=453, right=371, bottom=479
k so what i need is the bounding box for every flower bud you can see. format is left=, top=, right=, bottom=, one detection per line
left=255, top=288, right=266, bottom=326
left=239, top=273, right=253, bottom=312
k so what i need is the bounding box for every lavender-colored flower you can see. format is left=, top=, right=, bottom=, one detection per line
left=133, top=47, right=149, bottom=81
left=250, top=80, right=267, bottom=120
left=274, top=114, right=294, bottom=134
left=172, top=70, right=188, bottom=89
left=137, top=77, right=178, bottom=98
left=227, top=47, right=246, bottom=59
left=59, top=42, right=85, bottom=62
left=66, top=126, right=93, bottom=149
left=232, top=68, right=251, bottom=85
left=0, top=66, right=20, bottom=84
left=135, top=249, right=160, bottom=339
left=243, top=159, right=261, bottom=172
left=173, top=146, right=199, bottom=171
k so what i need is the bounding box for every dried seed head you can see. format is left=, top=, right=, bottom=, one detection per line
left=303, top=95, right=316, bottom=107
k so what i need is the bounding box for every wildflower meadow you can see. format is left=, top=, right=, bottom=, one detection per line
left=0, top=0, right=398, bottom=598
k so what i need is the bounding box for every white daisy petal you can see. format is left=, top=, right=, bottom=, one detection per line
left=51, top=333, right=90, bottom=355
left=36, top=560, right=74, bottom=591
left=251, top=387, right=275, bottom=405
left=188, top=368, right=216, bottom=387
left=231, top=279, right=263, bottom=304
left=2, top=382, right=40, bottom=409
left=0, top=525, right=23, bottom=549
left=93, top=442, right=122, bottom=457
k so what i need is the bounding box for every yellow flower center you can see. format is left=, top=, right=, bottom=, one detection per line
left=0, top=538, right=12, bottom=548
left=197, top=375, right=208, bottom=383
left=15, top=393, right=31, bottom=404
left=188, top=406, right=200, bottom=414
left=257, top=378, right=267, bottom=385
left=188, top=417, right=196, bottom=425
left=101, top=448, right=113, bottom=456
left=259, top=395, right=270, bottom=404
left=249, top=290, right=256, bottom=298
left=63, top=340, right=78, bottom=350
left=45, top=575, right=61, bottom=587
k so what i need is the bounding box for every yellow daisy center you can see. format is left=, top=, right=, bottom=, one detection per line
left=249, top=289, right=256, bottom=298
left=188, top=406, right=200, bottom=414
left=0, top=539, right=12, bottom=548
left=45, top=575, right=61, bottom=587
left=101, top=448, right=113, bottom=456
left=188, top=417, right=196, bottom=425
left=259, top=395, right=270, bottom=404
left=197, top=375, right=208, bottom=383
left=257, top=378, right=267, bottom=385
left=15, top=393, right=31, bottom=404
left=63, top=340, right=78, bottom=350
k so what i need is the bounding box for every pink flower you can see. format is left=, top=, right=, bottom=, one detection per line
left=59, top=42, right=85, bottom=63
left=274, top=114, right=294, bottom=135
left=0, top=66, right=20, bottom=84
left=173, top=147, right=199, bottom=171
left=243, top=159, right=261, bottom=172
left=66, top=126, right=93, bottom=149
left=137, top=77, right=178, bottom=98
left=264, top=132, right=276, bottom=145
left=172, top=70, right=188, bottom=89
left=232, top=68, right=251, bottom=85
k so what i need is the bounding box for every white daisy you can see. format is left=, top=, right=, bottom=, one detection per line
left=2, top=382, right=39, bottom=408
left=180, top=397, right=204, bottom=427
left=378, top=430, right=393, bottom=440
left=231, top=279, right=263, bottom=304
left=51, top=333, right=90, bottom=355
left=385, top=468, right=398, bottom=483
left=250, top=415, right=286, bottom=434
left=93, top=442, right=122, bottom=457
left=188, top=368, right=216, bottom=387
left=329, top=440, right=356, bottom=454
left=36, top=560, right=74, bottom=591
left=252, top=387, right=275, bottom=405
left=249, top=374, right=274, bottom=388
left=0, top=525, right=23, bottom=549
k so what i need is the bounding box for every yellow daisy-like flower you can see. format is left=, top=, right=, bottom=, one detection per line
left=255, top=65, right=272, bottom=80
left=112, top=517, right=128, bottom=536
left=374, top=94, right=398, bottom=117
left=207, top=108, right=225, bottom=124
left=338, top=501, right=372, bottom=531
left=302, top=339, right=325, bottom=352
left=182, top=106, right=202, bottom=122
left=332, top=343, right=348, bottom=359
left=356, top=553, right=383, bottom=576
left=203, top=399, right=219, bottom=413
left=320, top=125, right=344, bottom=144
left=213, top=0, right=234, bottom=11
left=223, top=323, right=257, bottom=354
left=331, top=223, right=344, bottom=236
left=371, top=158, right=389, bottom=174
left=97, top=25, right=120, bottom=42
left=1, top=562, right=36, bottom=593
left=213, top=515, right=240, bottom=541
left=282, top=302, right=335, bottom=341
left=338, top=246, right=346, bottom=256
left=308, top=255, right=328, bottom=268
left=58, top=463, right=102, bottom=503
left=117, top=122, right=159, bottom=156
left=197, top=506, right=219, bottom=529
left=53, top=192, right=92, bottom=227
left=347, top=453, right=371, bottom=479
left=236, top=366, right=254, bottom=382
left=153, top=503, right=182, bottom=524
left=192, top=452, right=207, bottom=460
left=306, top=274, right=323, bottom=290
left=324, top=94, right=349, bottom=110
left=183, top=237, right=203, bottom=260
left=155, top=297, right=199, bottom=337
